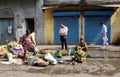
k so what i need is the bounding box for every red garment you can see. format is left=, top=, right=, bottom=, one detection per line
left=22, top=34, right=34, bottom=51
left=0, top=49, right=7, bottom=55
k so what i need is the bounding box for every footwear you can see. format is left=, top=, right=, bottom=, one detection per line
left=101, top=46, right=105, bottom=49
left=105, top=42, right=109, bottom=46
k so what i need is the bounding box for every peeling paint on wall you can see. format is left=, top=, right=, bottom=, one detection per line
left=44, top=9, right=54, bottom=44
left=111, top=8, right=120, bottom=45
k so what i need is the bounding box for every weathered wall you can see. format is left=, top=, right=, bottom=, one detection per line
left=44, top=0, right=120, bottom=6
left=35, top=0, right=45, bottom=44
left=44, top=9, right=54, bottom=44
left=0, top=0, right=36, bottom=39
left=43, top=7, right=82, bottom=44
left=15, top=0, right=36, bottom=41
left=0, top=0, right=45, bottom=44
left=44, top=6, right=120, bottom=45
left=111, top=7, right=120, bottom=45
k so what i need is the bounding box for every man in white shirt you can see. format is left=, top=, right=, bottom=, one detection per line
left=59, top=23, right=68, bottom=50
left=100, top=22, right=109, bottom=48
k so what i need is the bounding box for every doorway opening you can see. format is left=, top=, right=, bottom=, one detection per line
left=25, top=18, right=34, bottom=33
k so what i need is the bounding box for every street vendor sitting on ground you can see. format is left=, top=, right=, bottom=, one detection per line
left=69, top=38, right=88, bottom=56
left=78, top=38, right=88, bottom=52
left=70, top=38, right=88, bottom=64
left=71, top=45, right=86, bottom=63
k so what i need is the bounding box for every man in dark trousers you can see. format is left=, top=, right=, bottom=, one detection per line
left=59, top=23, right=68, bottom=50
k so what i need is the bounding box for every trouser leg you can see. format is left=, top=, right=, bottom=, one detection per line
left=102, top=37, right=105, bottom=47
left=64, top=39, right=67, bottom=50
left=60, top=36, right=64, bottom=49
left=63, top=35, right=67, bottom=50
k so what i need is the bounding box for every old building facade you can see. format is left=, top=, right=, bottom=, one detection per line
left=0, top=0, right=120, bottom=45
left=43, top=0, right=120, bottom=45
left=0, top=0, right=44, bottom=45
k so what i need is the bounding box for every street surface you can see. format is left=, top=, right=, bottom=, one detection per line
left=0, top=59, right=120, bottom=77
left=0, top=45, right=120, bottom=77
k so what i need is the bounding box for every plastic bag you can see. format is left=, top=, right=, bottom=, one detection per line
left=44, top=53, right=57, bottom=64
left=11, top=45, right=23, bottom=55
left=7, top=53, right=17, bottom=64
left=34, top=46, right=39, bottom=52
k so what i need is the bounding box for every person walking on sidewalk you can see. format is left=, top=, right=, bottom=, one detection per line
left=59, top=23, right=68, bottom=50
left=100, top=22, right=109, bottom=48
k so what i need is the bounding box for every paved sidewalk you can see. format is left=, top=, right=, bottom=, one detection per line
left=36, top=45, right=120, bottom=58
left=0, top=45, right=119, bottom=77
left=36, top=45, right=120, bottom=51
left=0, top=59, right=120, bottom=77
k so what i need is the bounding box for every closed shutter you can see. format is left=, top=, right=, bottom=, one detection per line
left=0, top=18, right=15, bottom=44
left=84, top=11, right=112, bottom=44
left=53, top=12, right=80, bottom=45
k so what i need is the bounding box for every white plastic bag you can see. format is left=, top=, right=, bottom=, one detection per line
left=34, top=46, right=39, bottom=52
left=7, top=53, right=16, bottom=64
left=44, top=53, right=57, bottom=65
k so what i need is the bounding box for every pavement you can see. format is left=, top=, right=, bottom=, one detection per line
left=0, top=58, right=120, bottom=77
left=0, top=45, right=120, bottom=77
left=37, top=45, right=120, bottom=58
left=36, top=44, right=120, bottom=52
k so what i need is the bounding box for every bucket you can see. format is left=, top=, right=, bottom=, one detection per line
left=27, top=56, right=36, bottom=65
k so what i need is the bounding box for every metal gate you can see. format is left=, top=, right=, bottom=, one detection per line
left=0, top=18, right=15, bottom=44
left=84, top=11, right=113, bottom=44
left=53, top=12, right=80, bottom=45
